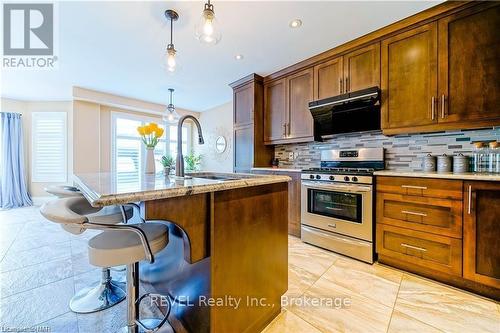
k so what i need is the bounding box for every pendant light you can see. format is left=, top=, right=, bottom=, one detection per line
left=163, top=88, right=180, bottom=124
left=195, top=0, right=221, bottom=45
left=165, top=10, right=179, bottom=72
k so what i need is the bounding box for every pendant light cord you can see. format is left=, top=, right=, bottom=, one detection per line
left=170, top=17, right=173, bottom=45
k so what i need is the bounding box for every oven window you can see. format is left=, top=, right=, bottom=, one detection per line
left=308, top=189, right=362, bottom=223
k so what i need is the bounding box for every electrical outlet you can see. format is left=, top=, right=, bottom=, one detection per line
left=288, top=152, right=295, bottom=161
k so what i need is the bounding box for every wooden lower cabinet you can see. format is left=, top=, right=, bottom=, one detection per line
left=463, top=181, right=500, bottom=289
left=252, top=169, right=301, bottom=237
left=376, top=176, right=500, bottom=300
left=377, top=224, right=462, bottom=276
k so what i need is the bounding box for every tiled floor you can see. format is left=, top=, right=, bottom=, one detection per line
left=0, top=205, right=499, bottom=333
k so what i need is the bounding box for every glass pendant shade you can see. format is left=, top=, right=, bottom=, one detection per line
left=195, top=7, right=221, bottom=45
left=166, top=46, right=176, bottom=72
left=163, top=105, right=180, bottom=124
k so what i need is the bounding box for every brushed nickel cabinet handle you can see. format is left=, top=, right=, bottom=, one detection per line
left=339, top=78, right=343, bottom=94
left=401, top=243, right=427, bottom=252
left=401, top=185, right=428, bottom=190
left=431, top=96, right=435, bottom=120
left=346, top=77, right=350, bottom=92
left=327, top=223, right=337, bottom=228
left=468, top=185, right=472, bottom=215
left=287, top=123, right=290, bottom=137
left=401, top=210, right=427, bottom=217
left=441, top=94, right=446, bottom=119
left=282, top=124, right=286, bottom=138
left=326, top=207, right=343, bottom=211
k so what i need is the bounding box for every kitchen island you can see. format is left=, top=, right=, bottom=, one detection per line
left=74, top=172, right=290, bottom=333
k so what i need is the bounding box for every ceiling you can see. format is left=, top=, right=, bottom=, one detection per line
left=1, top=1, right=442, bottom=112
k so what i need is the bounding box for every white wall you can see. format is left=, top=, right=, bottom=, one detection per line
left=1, top=98, right=73, bottom=197
left=194, top=102, right=233, bottom=172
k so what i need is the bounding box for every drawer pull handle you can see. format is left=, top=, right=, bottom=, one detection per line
left=401, top=243, right=427, bottom=252
left=401, top=185, right=428, bottom=190
left=401, top=210, right=427, bottom=217
left=327, top=223, right=337, bottom=228
left=326, top=206, right=343, bottom=211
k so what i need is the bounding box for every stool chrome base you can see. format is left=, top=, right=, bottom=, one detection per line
left=70, top=268, right=126, bottom=314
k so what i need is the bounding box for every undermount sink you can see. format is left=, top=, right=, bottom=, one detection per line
left=188, top=173, right=242, bottom=181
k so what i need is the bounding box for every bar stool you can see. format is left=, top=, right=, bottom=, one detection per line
left=42, top=189, right=133, bottom=313
left=41, top=197, right=172, bottom=333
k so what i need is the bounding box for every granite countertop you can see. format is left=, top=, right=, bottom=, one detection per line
left=74, top=172, right=291, bottom=207
left=251, top=167, right=302, bottom=172
left=374, top=170, right=500, bottom=181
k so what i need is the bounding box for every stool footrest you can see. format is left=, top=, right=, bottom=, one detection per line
left=135, top=293, right=172, bottom=333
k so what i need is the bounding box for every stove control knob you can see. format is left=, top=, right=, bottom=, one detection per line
left=329, top=176, right=335, bottom=181
left=315, top=175, right=321, bottom=180
left=352, top=176, right=358, bottom=182
left=344, top=176, right=350, bottom=182
left=309, top=175, right=315, bottom=179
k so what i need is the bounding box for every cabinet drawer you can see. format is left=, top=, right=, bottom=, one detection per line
left=377, top=193, right=462, bottom=238
left=376, top=224, right=462, bottom=276
left=377, top=176, right=463, bottom=200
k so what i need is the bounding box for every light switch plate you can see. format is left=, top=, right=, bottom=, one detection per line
left=288, top=152, right=295, bottom=161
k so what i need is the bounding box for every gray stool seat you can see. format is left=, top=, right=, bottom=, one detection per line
left=88, top=223, right=168, bottom=267
left=45, top=185, right=83, bottom=198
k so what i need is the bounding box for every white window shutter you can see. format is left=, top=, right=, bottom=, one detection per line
left=31, top=112, right=67, bottom=182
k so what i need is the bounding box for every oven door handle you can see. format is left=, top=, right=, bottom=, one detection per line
left=301, top=181, right=372, bottom=193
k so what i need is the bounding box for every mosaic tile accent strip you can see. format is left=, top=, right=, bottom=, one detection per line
left=275, top=127, right=500, bottom=171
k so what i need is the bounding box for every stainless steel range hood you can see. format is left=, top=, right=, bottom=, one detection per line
left=308, top=86, right=381, bottom=141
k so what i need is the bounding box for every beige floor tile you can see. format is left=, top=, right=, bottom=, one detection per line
left=388, top=310, right=443, bottom=333
left=0, top=257, right=73, bottom=298
left=288, top=241, right=338, bottom=277
left=395, top=274, right=500, bottom=333
left=289, top=275, right=393, bottom=333
left=0, top=277, right=74, bottom=328
left=320, top=258, right=402, bottom=308
left=287, top=263, right=320, bottom=297
left=0, top=242, right=71, bottom=273
left=262, top=309, right=321, bottom=333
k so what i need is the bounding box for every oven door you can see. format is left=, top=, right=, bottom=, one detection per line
left=301, top=181, right=373, bottom=241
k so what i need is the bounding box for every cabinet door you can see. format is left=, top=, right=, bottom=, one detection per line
left=313, top=57, right=343, bottom=100
left=463, top=181, right=500, bottom=289
left=264, top=78, right=286, bottom=143
left=438, top=4, right=500, bottom=124
left=233, top=84, right=253, bottom=126
left=344, top=43, right=380, bottom=92
left=233, top=124, right=253, bottom=172
left=381, top=23, right=438, bottom=132
left=287, top=68, right=314, bottom=140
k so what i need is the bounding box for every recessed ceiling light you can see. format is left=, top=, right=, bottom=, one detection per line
left=235, top=54, right=244, bottom=60
left=289, top=19, right=302, bottom=29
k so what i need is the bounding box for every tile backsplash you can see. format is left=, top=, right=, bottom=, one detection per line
left=275, top=127, right=500, bottom=171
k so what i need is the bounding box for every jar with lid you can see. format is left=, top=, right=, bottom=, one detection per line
left=488, top=141, right=499, bottom=173
left=471, top=142, right=486, bottom=172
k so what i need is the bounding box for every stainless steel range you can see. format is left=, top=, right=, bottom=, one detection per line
left=301, top=148, right=384, bottom=263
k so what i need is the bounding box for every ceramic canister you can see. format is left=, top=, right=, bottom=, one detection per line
left=437, top=154, right=452, bottom=173
left=422, top=154, right=436, bottom=172
left=453, top=154, right=469, bottom=173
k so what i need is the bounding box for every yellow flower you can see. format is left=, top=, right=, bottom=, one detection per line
left=143, top=125, right=153, bottom=135
left=137, top=126, right=145, bottom=136
left=155, top=127, right=164, bottom=138
left=148, top=122, right=158, bottom=130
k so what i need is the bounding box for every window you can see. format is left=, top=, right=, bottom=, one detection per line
left=31, top=112, right=67, bottom=182
left=111, top=112, right=191, bottom=182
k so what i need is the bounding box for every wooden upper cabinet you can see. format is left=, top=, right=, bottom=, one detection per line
left=343, top=43, right=380, bottom=92
left=438, top=4, right=500, bottom=124
left=313, top=57, right=343, bottom=100
left=233, top=84, right=253, bottom=126
left=463, top=181, right=500, bottom=289
left=381, top=23, right=438, bottom=132
left=264, top=78, right=287, bottom=142
left=287, top=68, right=314, bottom=140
